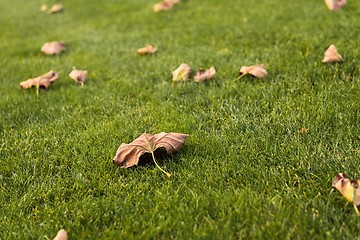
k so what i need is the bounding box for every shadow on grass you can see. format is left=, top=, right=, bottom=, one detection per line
left=137, top=147, right=184, bottom=167
left=114, top=146, right=189, bottom=172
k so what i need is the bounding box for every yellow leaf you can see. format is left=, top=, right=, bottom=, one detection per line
left=172, top=63, right=192, bottom=81
left=324, top=0, right=346, bottom=11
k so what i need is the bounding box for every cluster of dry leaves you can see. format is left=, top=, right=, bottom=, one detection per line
left=324, top=0, right=359, bottom=216
left=20, top=5, right=87, bottom=96
left=171, top=63, right=217, bottom=82
left=19, top=1, right=354, bottom=238
left=25, top=1, right=343, bottom=98
left=20, top=67, right=87, bottom=96
left=324, top=2, right=356, bottom=214
left=127, top=0, right=354, bottom=219
left=136, top=43, right=341, bottom=84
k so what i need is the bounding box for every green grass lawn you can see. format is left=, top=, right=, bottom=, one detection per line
left=0, top=0, right=359, bottom=239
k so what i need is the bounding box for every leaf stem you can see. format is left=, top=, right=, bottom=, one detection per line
left=36, top=85, right=39, bottom=97
left=81, top=82, right=84, bottom=88
left=150, top=150, right=171, bottom=178
left=354, top=204, right=360, bottom=216
left=236, top=73, right=247, bottom=80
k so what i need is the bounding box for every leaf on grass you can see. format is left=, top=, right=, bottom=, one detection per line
left=238, top=65, right=267, bottom=79
left=41, top=41, right=65, bottom=55
left=323, top=44, right=343, bottom=63
left=153, top=0, right=181, bottom=12
left=333, top=174, right=360, bottom=216
left=69, top=67, right=87, bottom=86
left=113, top=132, right=188, bottom=168
left=137, top=45, right=157, bottom=55
left=333, top=173, right=360, bottom=206
left=48, top=4, right=63, bottom=14
left=172, top=63, right=192, bottom=81
left=20, top=71, right=59, bottom=89
left=194, top=66, right=216, bottom=82
left=324, top=0, right=346, bottom=11
left=53, top=229, right=67, bottom=240
left=153, top=2, right=173, bottom=12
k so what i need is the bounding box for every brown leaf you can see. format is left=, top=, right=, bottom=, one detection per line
left=20, top=71, right=59, bottom=89
left=48, top=4, right=63, bottom=14
left=53, top=229, right=68, bottom=240
left=333, top=173, right=354, bottom=203
left=41, top=41, right=65, bottom=55
left=137, top=45, right=158, bottom=55
left=324, top=0, right=346, bottom=11
left=153, top=0, right=181, bottom=12
left=113, top=132, right=188, bottom=176
left=172, top=63, right=192, bottom=81
left=333, top=173, right=360, bottom=208
left=323, top=44, right=343, bottom=63
left=69, top=67, right=87, bottom=86
left=239, top=65, right=267, bottom=79
left=194, top=66, right=216, bottom=82
left=153, top=2, right=173, bottom=12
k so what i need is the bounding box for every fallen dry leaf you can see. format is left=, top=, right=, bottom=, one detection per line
left=324, top=0, right=346, bottom=11
left=48, top=4, right=63, bottom=14
left=238, top=65, right=268, bottom=79
left=153, top=0, right=181, bottom=12
left=137, top=45, right=157, bottom=55
left=41, top=41, right=65, bottom=55
left=333, top=173, right=360, bottom=215
left=153, top=2, right=173, bottom=12
left=113, top=132, right=188, bottom=177
left=53, top=229, right=68, bottom=240
left=69, top=67, right=87, bottom=87
left=323, top=44, right=343, bottom=63
left=172, top=63, right=192, bottom=81
left=194, top=66, right=216, bottom=82
left=20, top=70, right=59, bottom=93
